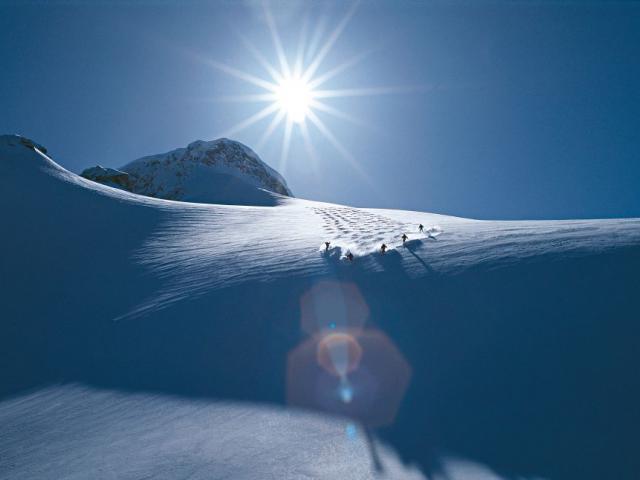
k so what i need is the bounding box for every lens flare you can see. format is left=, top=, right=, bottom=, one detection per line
left=317, top=332, right=362, bottom=377
left=300, top=281, right=369, bottom=334
left=288, top=328, right=412, bottom=427
left=345, top=422, right=358, bottom=440
left=339, top=378, right=354, bottom=403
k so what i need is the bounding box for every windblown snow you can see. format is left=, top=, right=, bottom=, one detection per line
left=2, top=134, right=639, bottom=480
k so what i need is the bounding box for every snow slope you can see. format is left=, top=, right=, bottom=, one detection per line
left=0, top=386, right=426, bottom=480
left=81, top=138, right=292, bottom=206
left=0, top=386, right=524, bottom=480
left=1, top=134, right=640, bottom=479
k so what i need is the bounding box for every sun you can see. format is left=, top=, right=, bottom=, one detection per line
left=205, top=2, right=414, bottom=180
left=275, top=76, right=313, bottom=124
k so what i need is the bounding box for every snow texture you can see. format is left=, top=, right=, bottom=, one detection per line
left=0, top=386, right=422, bottom=480
left=0, top=385, right=532, bottom=480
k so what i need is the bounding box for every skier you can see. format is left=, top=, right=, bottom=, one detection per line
left=381, top=243, right=387, bottom=254
left=346, top=252, right=354, bottom=262
left=419, top=224, right=424, bottom=233
left=325, top=241, right=331, bottom=251
left=401, top=233, right=408, bottom=244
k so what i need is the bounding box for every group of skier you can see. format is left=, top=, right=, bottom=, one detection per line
left=324, top=223, right=429, bottom=262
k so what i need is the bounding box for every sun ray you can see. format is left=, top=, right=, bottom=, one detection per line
left=313, top=85, right=431, bottom=99
left=306, top=110, right=373, bottom=185
left=298, top=119, right=320, bottom=175
left=257, top=109, right=287, bottom=151
left=219, top=102, right=280, bottom=138
left=302, top=1, right=360, bottom=84
left=236, top=33, right=283, bottom=84
left=204, top=93, right=276, bottom=103
left=293, top=16, right=309, bottom=78
left=309, top=99, right=369, bottom=128
left=305, top=15, right=327, bottom=64
left=279, top=118, right=294, bottom=174
left=307, top=49, right=374, bottom=90
left=263, top=2, right=291, bottom=78
left=206, top=60, right=278, bottom=92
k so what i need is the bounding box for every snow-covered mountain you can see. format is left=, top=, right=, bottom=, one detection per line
left=2, top=134, right=640, bottom=480
left=81, top=138, right=292, bottom=206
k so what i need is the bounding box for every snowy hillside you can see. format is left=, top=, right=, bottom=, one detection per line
left=0, top=385, right=519, bottom=480
left=2, top=134, right=640, bottom=479
left=81, top=138, right=292, bottom=206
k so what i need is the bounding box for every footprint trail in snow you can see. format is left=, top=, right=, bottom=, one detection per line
left=311, top=206, right=442, bottom=259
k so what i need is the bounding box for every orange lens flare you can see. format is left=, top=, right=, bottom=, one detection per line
left=316, top=333, right=363, bottom=377
left=300, top=281, right=369, bottom=334
left=288, top=328, right=412, bottom=427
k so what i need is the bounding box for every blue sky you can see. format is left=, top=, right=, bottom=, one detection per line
left=1, top=0, right=639, bottom=219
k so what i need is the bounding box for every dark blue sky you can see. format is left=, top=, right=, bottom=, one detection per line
left=1, top=1, right=639, bottom=219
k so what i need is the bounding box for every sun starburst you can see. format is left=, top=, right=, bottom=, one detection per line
left=201, top=1, right=422, bottom=181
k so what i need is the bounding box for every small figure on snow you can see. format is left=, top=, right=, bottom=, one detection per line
left=325, top=241, right=331, bottom=251
left=401, top=233, right=408, bottom=244
left=346, top=252, right=354, bottom=262
left=419, top=224, right=424, bottom=233
left=380, top=243, right=388, bottom=254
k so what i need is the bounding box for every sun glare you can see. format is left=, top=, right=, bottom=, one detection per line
left=204, top=2, right=415, bottom=180
left=275, top=77, right=312, bottom=123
